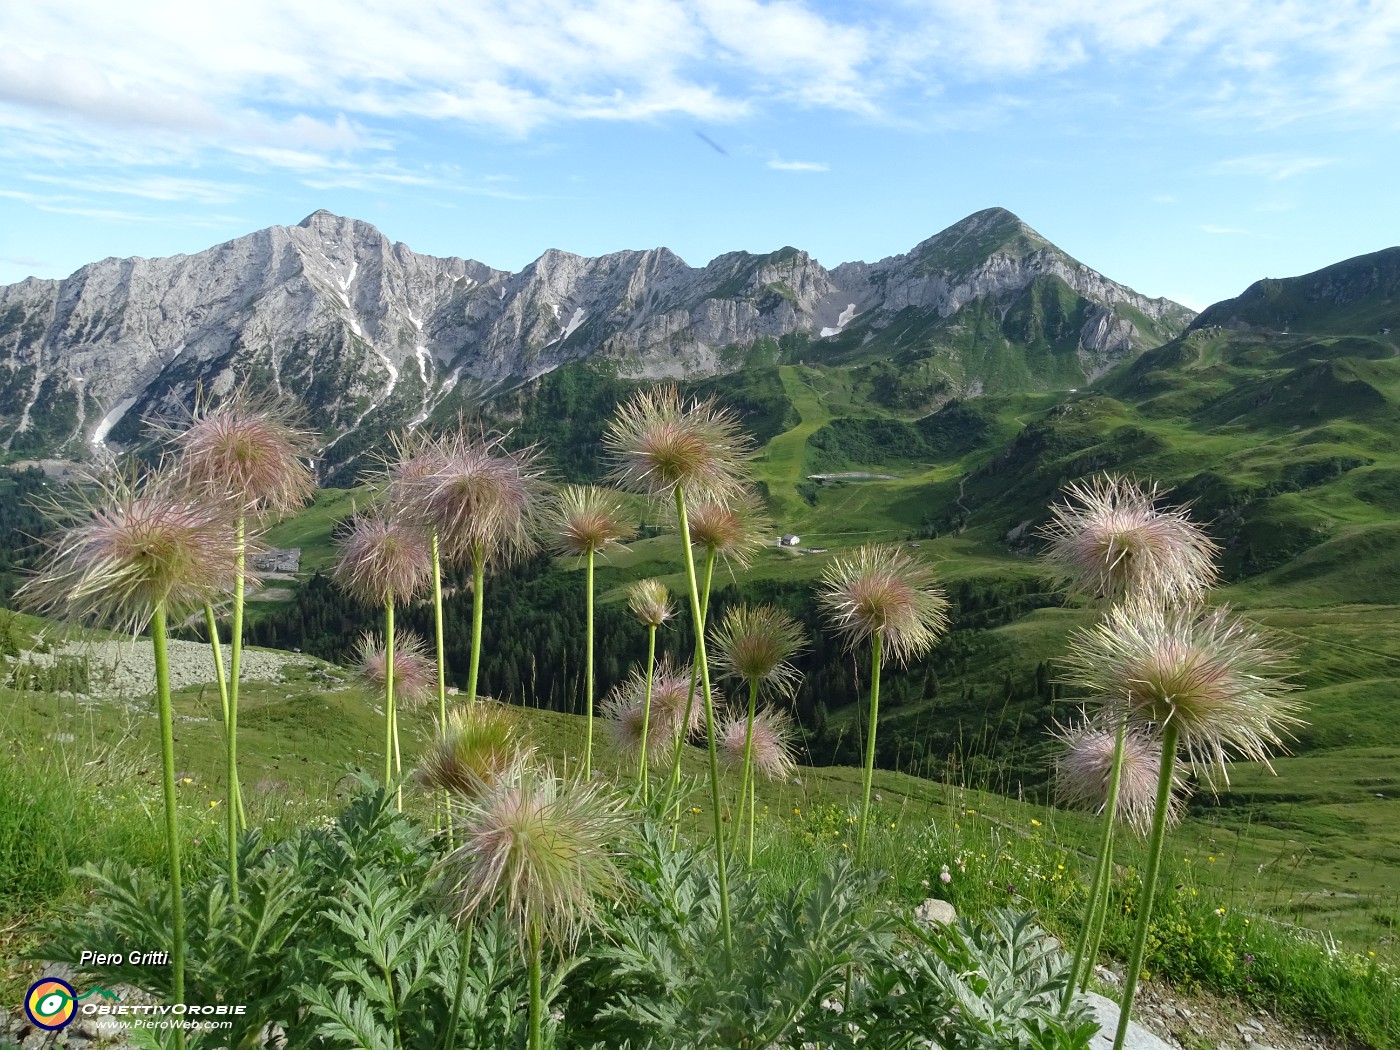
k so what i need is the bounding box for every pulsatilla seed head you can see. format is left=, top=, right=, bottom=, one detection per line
left=161, top=386, right=316, bottom=518
left=604, top=385, right=753, bottom=503
left=548, top=485, right=635, bottom=558
left=357, top=629, right=436, bottom=706
left=817, top=544, right=950, bottom=665
left=686, top=490, right=771, bottom=568
left=439, top=761, right=624, bottom=950
left=333, top=509, right=432, bottom=606
left=1061, top=599, right=1301, bottom=782
left=718, top=706, right=797, bottom=781
left=1052, top=718, right=1184, bottom=835
left=601, top=656, right=705, bottom=762
left=19, top=463, right=243, bottom=634
left=378, top=429, right=450, bottom=518
left=1039, top=474, right=1219, bottom=607
left=417, top=699, right=531, bottom=798
left=709, top=603, right=806, bottom=698
left=626, top=578, right=674, bottom=628
left=417, top=427, right=547, bottom=569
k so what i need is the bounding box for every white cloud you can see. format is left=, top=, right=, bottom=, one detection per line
left=767, top=157, right=829, bottom=171
left=26, top=173, right=246, bottom=204
left=1199, top=224, right=1251, bottom=235
left=1212, top=154, right=1337, bottom=180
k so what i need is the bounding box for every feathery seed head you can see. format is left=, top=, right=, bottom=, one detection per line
left=1061, top=600, right=1301, bottom=780
left=549, top=484, right=635, bottom=558
left=440, top=762, right=623, bottom=948
left=1053, top=719, right=1183, bottom=835
left=1039, top=474, right=1220, bottom=606
left=710, top=603, right=806, bottom=697
left=817, top=545, right=951, bottom=664
left=356, top=629, right=436, bottom=707
left=162, top=388, right=316, bottom=518
left=379, top=430, right=450, bottom=518
left=718, top=706, right=798, bottom=781
left=602, top=656, right=704, bottom=756
left=420, top=429, right=547, bottom=568
left=599, top=688, right=669, bottom=765
left=626, top=578, right=674, bottom=628
left=332, top=510, right=432, bottom=606
left=19, top=464, right=243, bottom=633
left=604, top=386, right=753, bottom=502
left=648, top=656, right=707, bottom=742
left=686, top=490, right=772, bottom=567
left=416, top=700, right=531, bottom=798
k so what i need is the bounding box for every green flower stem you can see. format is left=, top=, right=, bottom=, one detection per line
left=432, top=531, right=447, bottom=725
left=227, top=516, right=246, bottom=903
left=382, top=958, right=404, bottom=1050
left=466, top=549, right=485, bottom=704
left=1084, top=835, right=1115, bottom=991
left=638, top=623, right=657, bottom=801
left=1113, top=722, right=1180, bottom=1050
left=733, top=677, right=758, bottom=857
left=584, top=548, right=596, bottom=775
left=674, top=487, right=732, bottom=955
left=444, top=922, right=473, bottom=1050
left=1064, top=719, right=1127, bottom=1009
left=430, top=530, right=452, bottom=844
left=666, top=546, right=714, bottom=836
left=528, top=927, right=543, bottom=1050
left=203, top=604, right=230, bottom=728
left=151, top=604, right=186, bottom=1050
left=384, top=597, right=397, bottom=802
left=748, top=764, right=757, bottom=865
left=856, top=632, right=883, bottom=865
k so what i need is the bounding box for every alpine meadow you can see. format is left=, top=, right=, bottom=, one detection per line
left=2, top=208, right=1398, bottom=1050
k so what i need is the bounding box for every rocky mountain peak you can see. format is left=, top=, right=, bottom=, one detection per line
left=0, top=208, right=1196, bottom=473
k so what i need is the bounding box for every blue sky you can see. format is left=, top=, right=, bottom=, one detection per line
left=1, top=0, right=1397, bottom=311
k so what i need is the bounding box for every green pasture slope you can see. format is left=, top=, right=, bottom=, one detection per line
left=3, top=248, right=1399, bottom=1004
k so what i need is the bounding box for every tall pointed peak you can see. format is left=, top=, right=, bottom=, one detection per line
left=904, top=207, right=1051, bottom=277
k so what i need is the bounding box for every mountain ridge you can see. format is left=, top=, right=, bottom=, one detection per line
left=0, top=207, right=1192, bottom=471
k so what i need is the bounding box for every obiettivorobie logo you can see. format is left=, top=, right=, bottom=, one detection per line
left=22, top=977, right=246, bottom=1034
left=23, top=978, right=121, bottom=1031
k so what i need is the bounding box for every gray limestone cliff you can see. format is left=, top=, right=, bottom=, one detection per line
left=0, top=207, right=1193, bottom=472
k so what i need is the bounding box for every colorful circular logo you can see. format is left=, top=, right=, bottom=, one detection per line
left=25, top=977, right=77, bottom=1031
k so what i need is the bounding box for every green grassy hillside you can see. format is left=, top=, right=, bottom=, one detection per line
left=5, top=248, right=1399, bottom=1023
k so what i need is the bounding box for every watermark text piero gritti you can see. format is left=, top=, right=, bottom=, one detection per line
left=79, top=949, right=171, bottom=966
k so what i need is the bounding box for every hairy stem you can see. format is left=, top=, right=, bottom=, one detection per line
left=227, top=517, right=246, bottom=902
left=639, top=623, right=657, bottom=801
left=432, top=531, right=447, bottom=726
left=675, top=488, right=732, bottom=955
left=1084, top=835, right=1115, bottom=992
left=667, top=546, right=714, bottom=840
left=1113, top=722, right=1180, bottom=1050
left=733, top=677, right=758, bottom=858
left=151, top=604, right=186, bottom=1050
left=443, top=922, right=473, bottom=1050
left=528, top=926, right=543, bottom=1050
left=203, top=604, right=230, bottom=728
left=1065, top=718, right=1127, bottom=1008
left=467, top=550, right=485, bottom=704
left=384, top=597, right=397, bottom=806
left=856, top=632, right=883, bottom=865
left=584, top=548, right=596, bottom=775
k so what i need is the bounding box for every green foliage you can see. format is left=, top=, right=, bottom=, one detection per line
left=864, top=911, right=1099, bottom=1049
left=32, top=786, right=1096, bottom=1050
